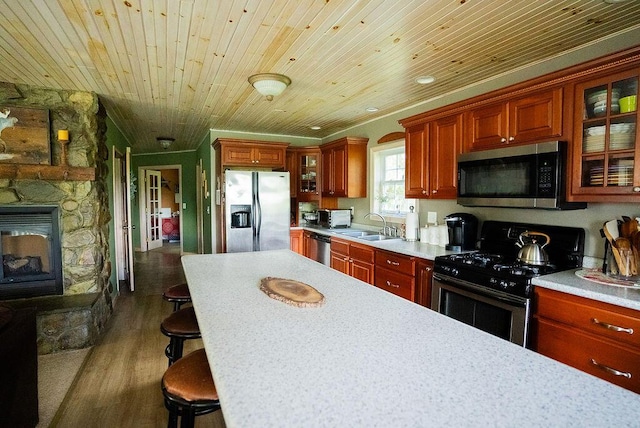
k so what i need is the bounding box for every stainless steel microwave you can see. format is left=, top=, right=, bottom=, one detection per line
left=457, top=141, right=586, bottom=210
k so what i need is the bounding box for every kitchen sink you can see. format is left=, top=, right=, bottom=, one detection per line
left=356, top=234, right=402, bottom=241
left=334, top=230, right=370, bottom=237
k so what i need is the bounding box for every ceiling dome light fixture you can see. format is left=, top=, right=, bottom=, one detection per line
left=248, top=73, right=291, bottom=101
left=416, top=75, right=436, bottom=85
left=157, top=137, right=175, bottom=150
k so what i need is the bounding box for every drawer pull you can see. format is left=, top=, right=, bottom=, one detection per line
left=591, top=318, right=634, bottom=335
left=386, top=260, right=400, bottom=266
left=385, top=280, right=400, bottom=288
left=590, top=358, right=632, bottom=379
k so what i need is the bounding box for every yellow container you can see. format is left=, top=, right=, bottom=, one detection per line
left=619, top=95, right=637, bottom=113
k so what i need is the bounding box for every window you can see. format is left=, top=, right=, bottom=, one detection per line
left=371, top=141, right=417, bottom=221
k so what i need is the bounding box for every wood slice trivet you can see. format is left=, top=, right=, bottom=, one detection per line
left=259, top=277, right=325, bottom=307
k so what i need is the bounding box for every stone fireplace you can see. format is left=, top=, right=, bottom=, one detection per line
left=0, top=205, right=63, bottom=300
left=0, top=81, right=113, bottom=353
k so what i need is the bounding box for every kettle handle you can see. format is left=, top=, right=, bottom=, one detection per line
left=521, top=231, right=551, bottom=248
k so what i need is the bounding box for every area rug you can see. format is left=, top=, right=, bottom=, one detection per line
left=37, top=347, right=91, bottom=427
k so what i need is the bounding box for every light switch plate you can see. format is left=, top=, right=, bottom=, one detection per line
left=427, top=211, right=437, bottom=223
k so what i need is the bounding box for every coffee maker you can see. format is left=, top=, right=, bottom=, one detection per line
left=444, top=213, right=478, bottom=251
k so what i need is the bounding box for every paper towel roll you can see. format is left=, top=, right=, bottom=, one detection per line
left=405, top=211, right=419, bottom=241
left=420, top=226, right=429, bottom=243
left=428, top=224, right=439, bottom=245
left=438, top=224, right=449, bottom=247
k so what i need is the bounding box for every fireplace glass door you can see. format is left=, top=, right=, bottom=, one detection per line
left=0, top=206, right=62, bottom=299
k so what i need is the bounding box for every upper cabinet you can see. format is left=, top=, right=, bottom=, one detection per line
left=297, top=148, right=321, bottom=200
left=214, top=138, right=289, bottom=169
left=465, top=87, right=563, bottom=151
left=405, top=113, right=462, bottom=199
left=320, top=137, right=368, bottom=198
left=570, top=68, right=640, bottom=202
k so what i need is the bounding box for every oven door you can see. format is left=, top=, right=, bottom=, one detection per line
left=431, top=273, right=531, bottom=347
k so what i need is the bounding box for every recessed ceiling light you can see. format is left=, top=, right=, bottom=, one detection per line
left=603, top=0, right=630, bottom=3
left=416, top=75, right=436, bottom=84
left=365, top=107, right=379, bottom=112
left=310, top=126, right=321, bottom=130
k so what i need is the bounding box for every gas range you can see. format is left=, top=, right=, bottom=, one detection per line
left=431, top=220, right=585, bottom=347
left=433, top=252, right=558, bottom=298
left=433, top=220, right=586, bottom=299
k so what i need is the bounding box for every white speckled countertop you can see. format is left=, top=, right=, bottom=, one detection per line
left=533, top=269, right=640, bottom=311
left=182, top=250, right=640, bottom=428
left=298, top=225, right=455, bottom=260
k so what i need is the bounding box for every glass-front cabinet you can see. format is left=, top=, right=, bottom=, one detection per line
left=572, top=69, right=639, bottom=201
left=298, top=150, right=320, bottom=198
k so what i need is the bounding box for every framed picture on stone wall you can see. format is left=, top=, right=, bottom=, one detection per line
left=0, top=106, right=51, bottom=165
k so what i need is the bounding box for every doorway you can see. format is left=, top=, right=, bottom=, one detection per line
left=138, top=165, right=183, bottom=254
left=112, top=147, right=135, bottom=291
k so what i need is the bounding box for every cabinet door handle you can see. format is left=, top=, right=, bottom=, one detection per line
left=508, top=136, right=515, bottom=142
left=633, top=186, right=640, bottom=193
left=424, top=266, right=432, bottom=272
left=591, top=318, right=634, bottom=335
left=386, top=260, right=400, bottom=266
left=590, top=358, right=632, bottom=379
left=500, top=137, right=507, bottom=143
left=386, top=280, right=400, bottom=288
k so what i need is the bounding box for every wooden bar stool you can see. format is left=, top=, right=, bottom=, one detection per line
left=163, top=283, right=191, bottom=312
left=162, top=348, right=221, bottom=428
left=160, top=306, right=200, bottom=366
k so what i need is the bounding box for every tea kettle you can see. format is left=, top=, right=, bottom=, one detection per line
left=516, top=231, right=551, bottom=265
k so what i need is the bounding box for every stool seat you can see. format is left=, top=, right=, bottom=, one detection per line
left=163, top=283, right=191, bottom=312
left=162, top=348, right=220, bottom=428
left=161, top=307, right=201, bottom=366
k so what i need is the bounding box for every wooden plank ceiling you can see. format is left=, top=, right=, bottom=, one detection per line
left=0, top=0, right=639, bottom=153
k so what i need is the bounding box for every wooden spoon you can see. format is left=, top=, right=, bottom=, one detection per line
left=615, top=237, right=634, bottom=276
left=632, top=231, right=640, bottom=276
left=603, top=220, right=624, bottom=275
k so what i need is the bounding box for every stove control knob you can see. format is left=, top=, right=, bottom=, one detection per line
left=451, top=268, right=459, bottom=276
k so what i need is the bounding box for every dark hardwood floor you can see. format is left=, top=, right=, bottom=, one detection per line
left=53, top=244, right=226, bottom=427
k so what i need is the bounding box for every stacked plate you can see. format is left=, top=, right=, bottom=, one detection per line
left=589, top=160, right=634, bottom=186
left=583, top=123, right=636, bottom=152
left=608, top=160, right=634, bottom=186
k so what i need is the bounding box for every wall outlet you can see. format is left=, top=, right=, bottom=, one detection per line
left=427, top=211, right=437, bottom=224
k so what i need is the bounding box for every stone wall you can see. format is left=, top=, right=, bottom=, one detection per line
left=0, top=81, right=113, bottom=351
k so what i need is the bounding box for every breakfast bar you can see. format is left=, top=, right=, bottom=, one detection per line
left=182, top=250, right=639, bottom=427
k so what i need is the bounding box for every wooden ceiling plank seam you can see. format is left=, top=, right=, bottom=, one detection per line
left=74, top=0, right=134, bottom=99
left=20, top=1, right=97, bottom=91
left=84, top=0, right=138, bottom=98
left=170, top=0, right=197, bottom=135
left=0, top=2, right=74, bottom=88
left=115, top=0, right=156, bottom=113
left=87, top=0, right=139, bottom=97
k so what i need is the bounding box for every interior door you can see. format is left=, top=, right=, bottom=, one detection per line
left=112, top=147, right=135, bottom=291
left=124, top=148, right=135, bottom=290
left=145, top=169, right=163, bottom=251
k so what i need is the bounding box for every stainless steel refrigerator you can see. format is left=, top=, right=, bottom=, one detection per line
left=224, top=170, right=290, bottom=252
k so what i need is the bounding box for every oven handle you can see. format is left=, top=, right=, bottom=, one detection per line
left=432, top=272, right=529, bottom=307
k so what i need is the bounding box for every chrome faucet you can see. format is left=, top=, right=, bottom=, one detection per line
left=364, top=212, right=388, bottom=235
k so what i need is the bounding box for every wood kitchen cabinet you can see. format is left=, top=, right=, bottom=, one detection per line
left=405, top=113, right=461, bottom=199
left=532, top=287, right=640, bottom=394
left=321, top=137, right=368, bottom=198
left=415, top=258, right=434, bottom=307
left=330, top=237, right=375, bottom=284
left=290, top=229, right=304, bottom=255
left=214, top=138, right=288, bottom=169
left=570, top=68, right=640, bottom=202
left=465, top=87, right=563, bottom=151
left=374, top=250, right=416, bottom=301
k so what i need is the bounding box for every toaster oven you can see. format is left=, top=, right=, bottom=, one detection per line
left=317, top=209, right=351, bottom=228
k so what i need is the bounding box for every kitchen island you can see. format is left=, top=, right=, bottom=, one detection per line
left=182, top=250, right=639, bottom=427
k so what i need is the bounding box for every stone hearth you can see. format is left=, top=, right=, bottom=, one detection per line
left=0, top=81, right=113, bottom=353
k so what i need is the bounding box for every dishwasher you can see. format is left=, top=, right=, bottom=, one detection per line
left=308, top=233, right=331, bottom=266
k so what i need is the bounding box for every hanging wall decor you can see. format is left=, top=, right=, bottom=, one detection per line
left=0, top=106, right=51, bottom=165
